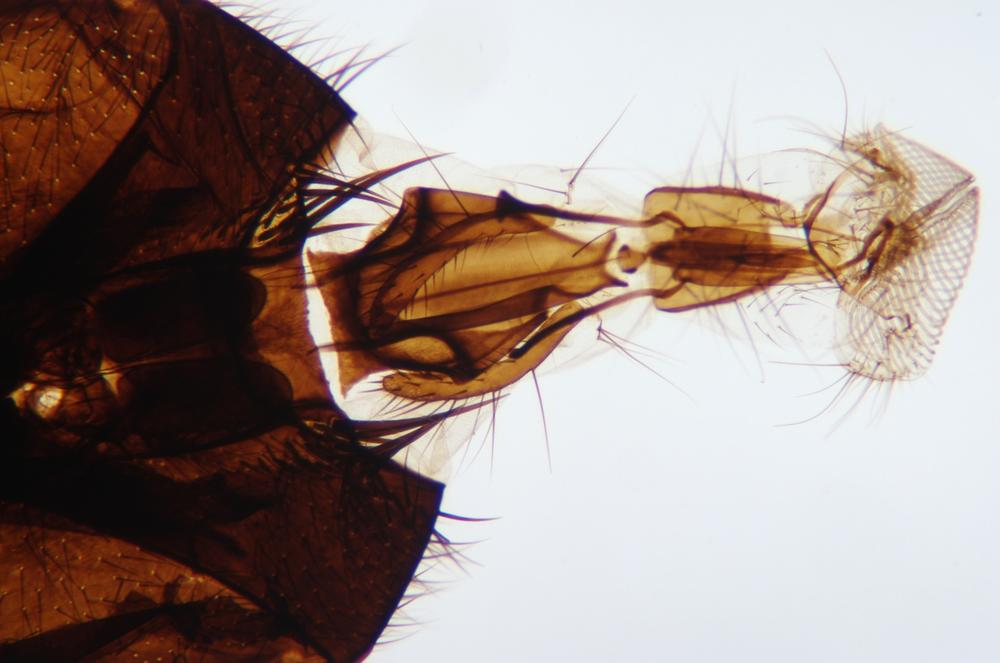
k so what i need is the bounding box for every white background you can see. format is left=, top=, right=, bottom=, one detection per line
left=239, top=2, right=998, bottom=661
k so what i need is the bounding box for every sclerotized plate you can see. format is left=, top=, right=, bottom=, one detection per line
left=0, top=2, right=444, bottom=661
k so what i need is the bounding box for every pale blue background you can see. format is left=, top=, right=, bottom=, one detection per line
left=242, top=2, right=998, bottom=661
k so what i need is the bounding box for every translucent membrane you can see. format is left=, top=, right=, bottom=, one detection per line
left=0, top=1, right=978, bottom=660
left=801, top=127, right=979, bottom=381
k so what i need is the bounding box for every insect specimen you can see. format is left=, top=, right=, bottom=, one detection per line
left=0, top=1, right=985, bottom=662
left=332, top=6, right=992, bottom=662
